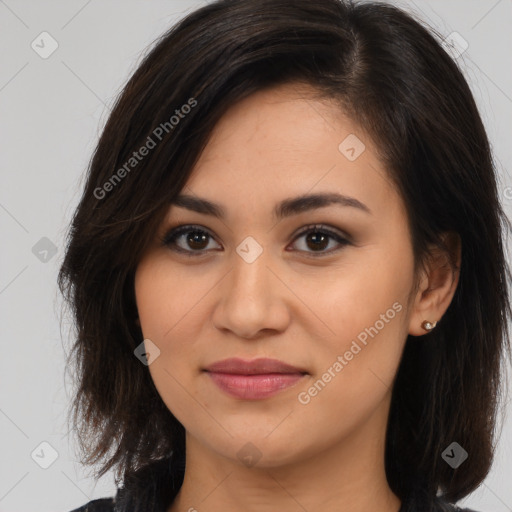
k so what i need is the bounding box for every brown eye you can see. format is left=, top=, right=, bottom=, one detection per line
left=289, top=224, right=350, bottom=256
left=162, top=225, right=220, bottom=255
left=161, top=223, right=350, bottom=258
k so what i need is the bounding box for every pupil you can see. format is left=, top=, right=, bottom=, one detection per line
left=307, top=232, right=328, bottom=251
left=188, top=231, right=207, bottom=249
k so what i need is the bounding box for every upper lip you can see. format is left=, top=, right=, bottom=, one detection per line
left=204, top=357, right=308, bottom=375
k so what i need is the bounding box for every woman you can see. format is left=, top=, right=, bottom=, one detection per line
left=59, top=0, right=511, bottom=511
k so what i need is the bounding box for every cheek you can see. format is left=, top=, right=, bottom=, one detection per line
left=314, top=293, right=405, bottom=399
left=134, top=256, right=208, bottom=340
left=134, top=258, right=205, bottom=422
left=308, top=248, right=413, bottom=399
left=296, top=290, right=407, bottom=436
left=134, top=256, right=216, bottom=380
left=320, top=257, right=411, bottom=346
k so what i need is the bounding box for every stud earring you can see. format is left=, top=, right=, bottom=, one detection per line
left=421, top=320, right=437, bottom=331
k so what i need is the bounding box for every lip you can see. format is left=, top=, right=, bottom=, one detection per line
left=204, top=357, right=307, bottom=375
left=203, top=357, right=308, bottom=400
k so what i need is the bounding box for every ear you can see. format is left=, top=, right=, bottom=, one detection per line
left=408, top=231, right=461, bottom=337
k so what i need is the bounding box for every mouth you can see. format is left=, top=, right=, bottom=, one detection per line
left=203, top=357, right=309, bottom=400
left=203, top=357, right=308, bottom=375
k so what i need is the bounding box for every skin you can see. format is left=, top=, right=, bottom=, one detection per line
left=134, top=82, right=460, bottom=512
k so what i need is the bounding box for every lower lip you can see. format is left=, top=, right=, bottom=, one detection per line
left=205, top=371, right=306, bottom=400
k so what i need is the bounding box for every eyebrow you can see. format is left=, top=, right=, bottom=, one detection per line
left=169, top=192, right=372, bottom=220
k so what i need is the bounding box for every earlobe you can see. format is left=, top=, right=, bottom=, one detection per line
left=408, top=231, right=461, bottom=337
left=420, top=320, right=437, bottom=331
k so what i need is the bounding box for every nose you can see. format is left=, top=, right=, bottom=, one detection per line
left=211, top=247, right=290, bottom=340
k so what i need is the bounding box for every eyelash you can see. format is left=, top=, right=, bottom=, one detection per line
left=160, top=223, right=351, bottom=258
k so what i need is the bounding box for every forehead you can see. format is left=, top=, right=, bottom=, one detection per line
left=176, top=83, right=402, bottom=223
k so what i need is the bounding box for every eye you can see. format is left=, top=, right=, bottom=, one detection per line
left=288, top=224, right=350, bottom=256
left=161, top=225, right=220, bottom=256
left=160, top=223, right=350, bottom=257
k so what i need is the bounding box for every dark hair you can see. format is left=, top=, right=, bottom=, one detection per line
left=58, top=0, right=512, bottom=505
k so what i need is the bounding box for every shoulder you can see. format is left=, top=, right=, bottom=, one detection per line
left=403, top=488, right=483, bottom=512
left=68, top=497, right=115, bottom=512
left=442, top=498, right=481, bottom=512
left=439, top=501, right=481, bottom=512
left=66, top=457, right=181, bottom=512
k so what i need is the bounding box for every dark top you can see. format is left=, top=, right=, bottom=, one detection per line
left=68, top=457, right=481, bottom=512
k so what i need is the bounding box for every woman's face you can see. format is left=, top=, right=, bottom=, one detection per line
left=134, top=82, right=420, bottom=468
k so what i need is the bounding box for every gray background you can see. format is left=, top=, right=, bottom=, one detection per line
left=1, top=1, right=511, bottom=511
